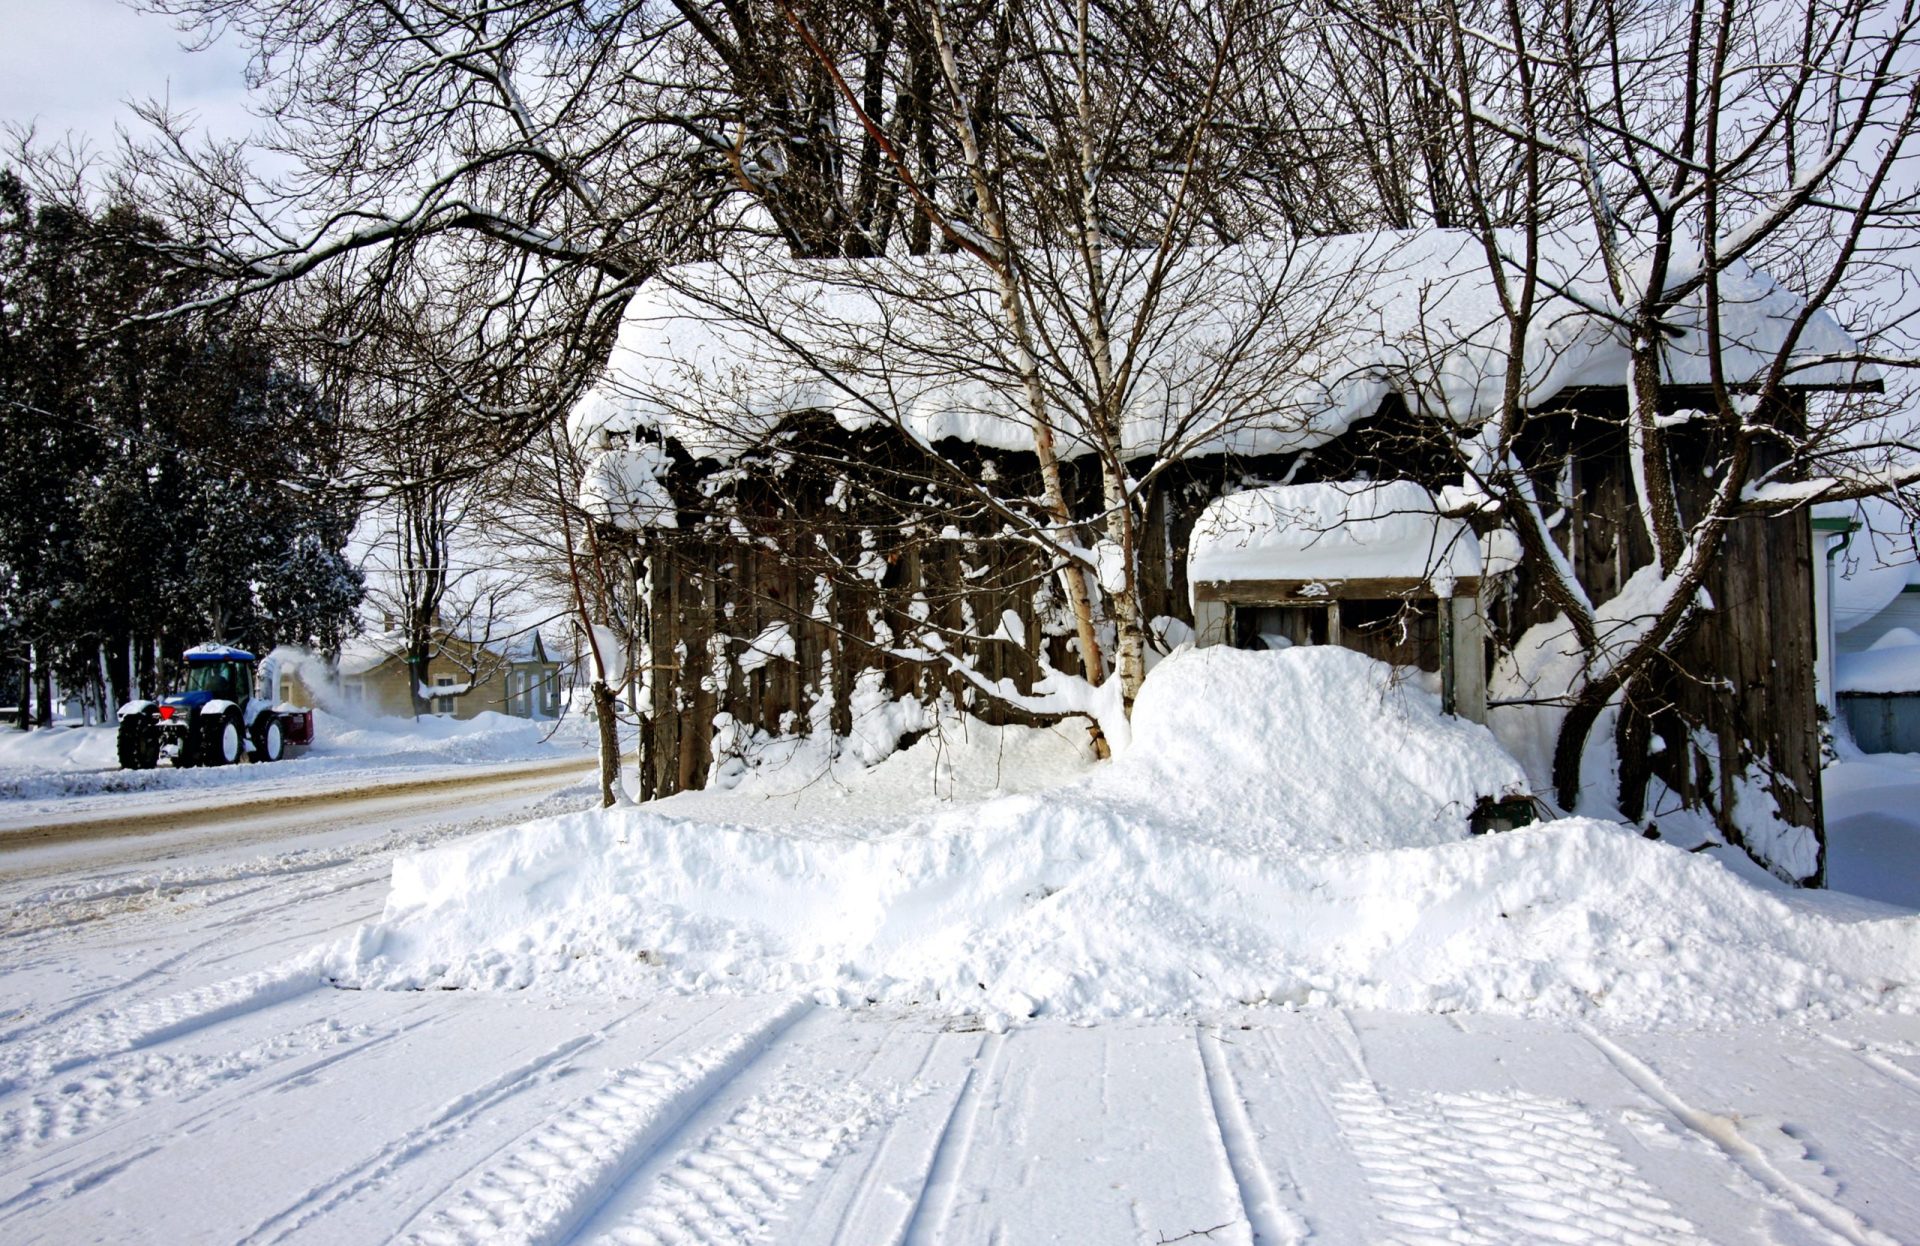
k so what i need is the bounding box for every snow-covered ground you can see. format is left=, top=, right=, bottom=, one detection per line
left=0, top=707, right=596, bottom=833
left=1, top=646, right=1916, bottom=1243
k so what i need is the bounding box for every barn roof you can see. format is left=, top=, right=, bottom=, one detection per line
left=570, top=229, right=1871, bottom=464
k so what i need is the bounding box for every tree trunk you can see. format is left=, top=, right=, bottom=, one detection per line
left=33, top=652, right=53, bottom=728
left=408, top=637, right=433, bottom=719
left=1551, top=684, right=1611, bottom=811
left=592, top=678, right=622, bottom=807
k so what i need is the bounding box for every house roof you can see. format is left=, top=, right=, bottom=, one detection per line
left=570, top=229, right=1871, bottom=465
left=335, top=628, right=557, bottom=675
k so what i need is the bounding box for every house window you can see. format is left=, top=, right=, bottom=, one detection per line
left=434, top=675, right=456, bottom=715
left=343, top=680, right=364, bottom=706
left=278, top=676, right=295, bottom=704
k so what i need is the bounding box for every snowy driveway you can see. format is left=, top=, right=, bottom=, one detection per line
left=1, top=777, right=1916, bottom=1244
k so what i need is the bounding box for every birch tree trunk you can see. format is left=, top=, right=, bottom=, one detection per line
left=927, top=0, right=1112, bottom=724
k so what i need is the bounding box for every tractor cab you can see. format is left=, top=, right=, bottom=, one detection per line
left=163, top=646, right=260, bottom=718
left=182, top=659, right=250, bottom=701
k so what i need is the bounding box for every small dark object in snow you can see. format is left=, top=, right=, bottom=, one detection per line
left=1470, top=794, right=1537, bottom=835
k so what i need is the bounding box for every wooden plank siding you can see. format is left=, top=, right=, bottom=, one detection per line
left=615, top=393, right=1825, bottom=875
left=1508, top=392, right=1824, bottom=875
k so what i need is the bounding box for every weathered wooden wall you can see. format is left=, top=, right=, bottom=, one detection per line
left=622, top=393, right=1825, bottom=878
left=1508, top=393, right=1823, bottom=875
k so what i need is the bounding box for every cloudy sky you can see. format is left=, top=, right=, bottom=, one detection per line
left=0, top=0, right=256, bottom=152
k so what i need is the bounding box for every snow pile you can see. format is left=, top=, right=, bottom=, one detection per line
left=0, top=725, right=117, bottom=778
left=1109, top=646, right=1522, bottom=853
left=331, top=805, right=1919, bottom=1030
left=310, top=708, right=561, bottom=766
left=1836, top=627, right=1920, bottom=694
left=1187, top=481, right=1482, bottom=593
left=328, top=647, right=1901, bottom=1027
left=1823, top=750, right=1920, bottom=908
left=0, top=707, right=582, bottom=805
left=691, top=692, right=1095, bottom=821
left=327, top=647, right=1918, bottom=1030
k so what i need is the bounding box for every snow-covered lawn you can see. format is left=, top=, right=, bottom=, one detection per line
left=0, top=646, right=1915, bottom=1243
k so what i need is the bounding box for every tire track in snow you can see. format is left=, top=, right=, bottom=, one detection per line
left=1331, top=1077, right=1709, bottom=1245
left=1197, top=1026, right=1305, bottom=1245
left=238, top=1001, right=684, bottom=1245
left=398, top=998, right=809, bottom=1246
left=897, top=1030, right=1003, bottom=1246
left=1819, top=1033, right=1920, bottom=1098
left=0, top=1019, right=370, bottom=1167
left=0, top=958, right=325, bottom=1092
left=1581, top=1026, right=1901, bottom=1246
left=588, top=1077, right=902, bottom=1245
left=0, top=1011, right=436, bottom=1218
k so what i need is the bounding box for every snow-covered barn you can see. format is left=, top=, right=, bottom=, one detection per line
left=569, top=229, right=1873, bottom=881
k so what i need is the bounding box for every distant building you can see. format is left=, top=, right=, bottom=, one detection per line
left=284, top=628, right=564, bottom=720
left=1813, top=500, right=1920, bottom=753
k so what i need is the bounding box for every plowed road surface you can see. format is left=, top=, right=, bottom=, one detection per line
left=0, top=756, right=593, bottom=880
left=1, top=769, right=1915, bottom=1244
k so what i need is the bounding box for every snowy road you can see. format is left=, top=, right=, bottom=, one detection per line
left=0, top=756, right=596, bottom=882
left=1, top=781, right=1916, bottom=1244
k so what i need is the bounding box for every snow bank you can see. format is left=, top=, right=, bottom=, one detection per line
left=310, top=708, right=561, bottom=765
left=1187, top=481, right=1481, bottom=593
left=329, top=646, right=1917, bottom=1030
left=0, top=707, right=581, bottom=804
left=331, top=807, right=1918, bottom=1031
left=678, top=708, right=1095, bottom=825
left=1836, top=628, right=1920, bottom=694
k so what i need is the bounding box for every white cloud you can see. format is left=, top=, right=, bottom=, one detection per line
left=0, top=0, right=258, bottom=152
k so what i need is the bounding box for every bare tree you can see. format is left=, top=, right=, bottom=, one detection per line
left=722, top=0, right=1395, bottom=728
left=1340, top=0, right=1920, bottom=872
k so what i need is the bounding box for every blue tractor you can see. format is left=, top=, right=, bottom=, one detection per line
left=115, top=645, right=314, bottom=769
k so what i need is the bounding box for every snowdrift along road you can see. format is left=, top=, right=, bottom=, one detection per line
left=325, top=647, right=1920, bottom=1030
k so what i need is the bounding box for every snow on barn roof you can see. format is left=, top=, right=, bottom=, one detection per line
left=1188, top=481, right=1483, bottom=593
left=570, top=229, right=1869, bottom=463
left=576, top=442, right=677, bottom=532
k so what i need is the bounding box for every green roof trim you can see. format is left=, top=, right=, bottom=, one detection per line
left=1812, top=515, right=1861, bottom=532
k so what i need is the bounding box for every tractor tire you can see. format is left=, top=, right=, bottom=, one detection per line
left=176, top=724, right=201, bottom=768
left=116, top=714, right=159, bottom=770
left=250, top=716, right=284, bottom=763
left=195, top=708, right=246, bottom=767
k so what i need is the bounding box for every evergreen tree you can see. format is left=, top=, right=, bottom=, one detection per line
left=0, top=176, right=363, bottom=720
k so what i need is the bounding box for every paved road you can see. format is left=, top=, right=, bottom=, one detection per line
left=0, top=756, right=595, bottom=881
